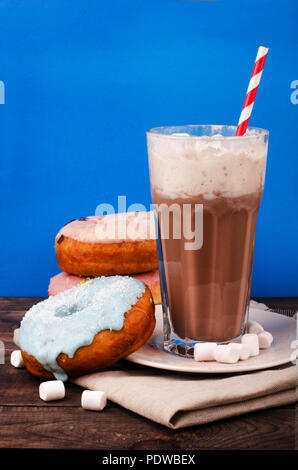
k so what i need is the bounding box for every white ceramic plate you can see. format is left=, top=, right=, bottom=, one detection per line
left=126, top=305, right=296, bottom=373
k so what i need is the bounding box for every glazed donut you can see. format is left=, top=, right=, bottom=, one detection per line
left=48, top=269, right=161, bottom=305
left=55, top=211, right=158, bottom=277
left=19, top=276, right=155, bottom=381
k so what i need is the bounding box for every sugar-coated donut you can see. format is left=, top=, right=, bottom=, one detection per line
left=55, top=211, right=158, bottom=277
left=48, top=269, right=161, bottom=305
left=19, top=276, right=155, bottom=381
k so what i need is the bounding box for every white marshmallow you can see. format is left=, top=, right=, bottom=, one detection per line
left=81, top=390, right=107, bottom=411
left=10, top=350, right=24, bottom=368
left=39, top=380, right=65, bottom=402
left=247, top=320, right=264, bottom=335
left=13, top=328, right=20, bottom=346
left=258, top=331, right=273, bottom=349
left=241, top=333, right=259, bottom=357
left=214, top=345, right=240, bottom=364
left=228, top=343, right=251, bottom=361
left=194, top=342, right=217, bottom=361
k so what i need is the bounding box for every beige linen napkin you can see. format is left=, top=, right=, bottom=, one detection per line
left=74, top=363, right=296, bottom=429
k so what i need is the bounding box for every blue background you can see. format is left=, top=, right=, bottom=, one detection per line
left=0, top=0, right=297, bottom=297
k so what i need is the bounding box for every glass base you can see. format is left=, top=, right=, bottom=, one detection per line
left=163, top=332, right=244, bottom=359
left=158, top=260, right=249, bottom=360
left=163, top=338, right=196, bottom=358
left=161, top=290, right=249, bottom=359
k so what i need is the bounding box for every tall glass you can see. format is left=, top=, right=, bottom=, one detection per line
left=146, top=125, right=269, bottom=357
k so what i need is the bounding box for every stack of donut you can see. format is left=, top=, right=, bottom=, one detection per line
left=17, top=211, right=160, bottom=381
left=49, top=211, right=161, bottom=305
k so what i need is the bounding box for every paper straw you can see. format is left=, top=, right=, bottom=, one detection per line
left=236, top=46, right=269, bottom=136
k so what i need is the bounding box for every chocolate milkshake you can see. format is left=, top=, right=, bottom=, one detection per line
left=147, top=125, right=268, bottom=349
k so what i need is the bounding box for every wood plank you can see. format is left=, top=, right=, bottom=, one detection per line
left=1, top=349, right=132, bottom=408
left=0, top=405, right=295, bottom=450
left=0, top=297, right=45, bottom=311
left=0, top=358, right=81, bottom=407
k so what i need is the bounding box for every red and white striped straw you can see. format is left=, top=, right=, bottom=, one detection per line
left=236, top=46, right=269, bottom=136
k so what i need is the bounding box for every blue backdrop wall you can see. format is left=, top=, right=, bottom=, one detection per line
left=0, top=0, right=297, bottom=297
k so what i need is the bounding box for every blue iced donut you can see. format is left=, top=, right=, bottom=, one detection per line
left=18, top=276, right=155, bottom=381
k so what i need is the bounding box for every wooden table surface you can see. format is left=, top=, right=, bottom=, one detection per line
left=0, top=297, right=297, bottom=451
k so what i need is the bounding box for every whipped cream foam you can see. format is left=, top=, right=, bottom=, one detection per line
left=147, top=129, right=268, bottom=199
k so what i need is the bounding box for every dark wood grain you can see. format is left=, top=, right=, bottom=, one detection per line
left=0, top=405, right=295, bottom=450
left=0, top=297, right=297, bottom=450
